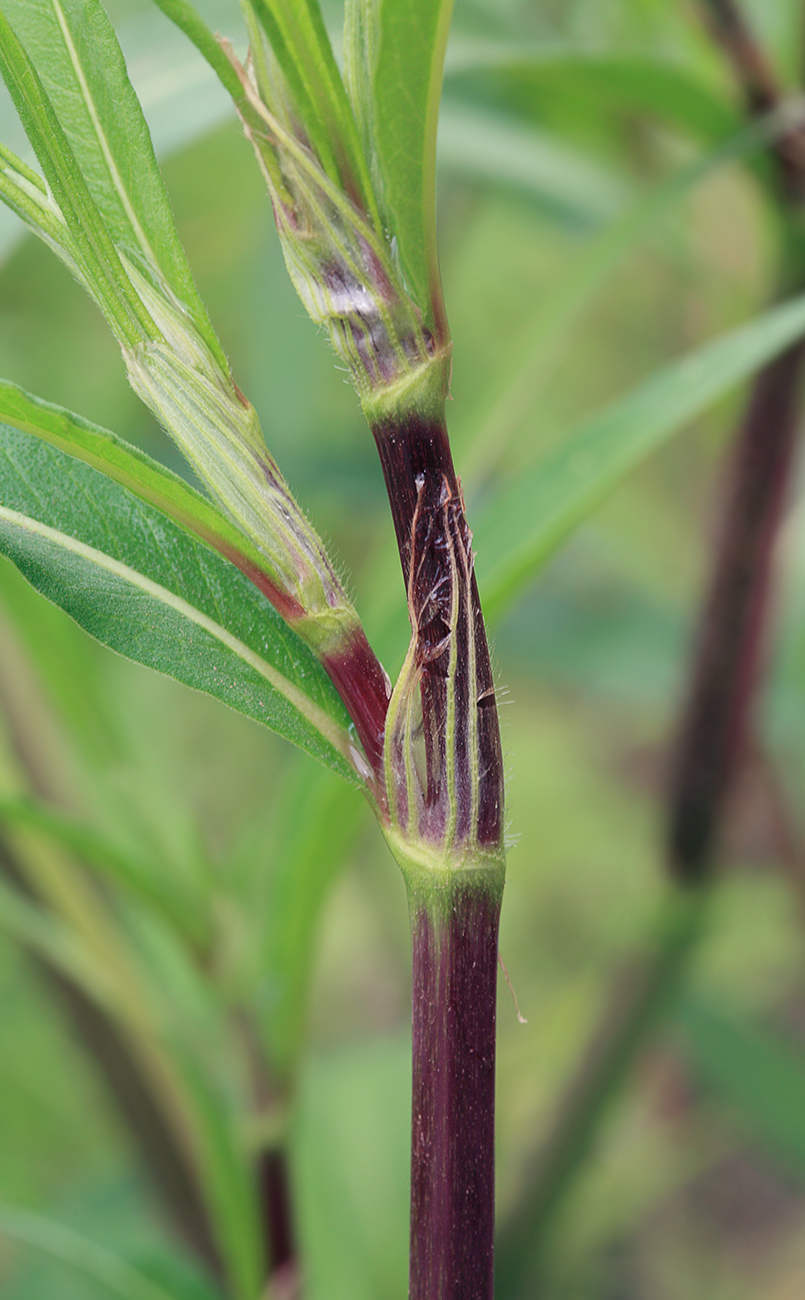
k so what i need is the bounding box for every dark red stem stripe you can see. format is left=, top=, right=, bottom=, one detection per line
left=259, top=1147, right=297, bottom=1288
left=322, top=627, right=390, bottom=779
left=371, top=409, right=504, bottom=848
left=409, top=884, right=502, bottom=1300
left=668, top=337, right=805, bottom=878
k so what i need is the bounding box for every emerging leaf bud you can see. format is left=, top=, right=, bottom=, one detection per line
left=227, top=44, right=440, bottom=403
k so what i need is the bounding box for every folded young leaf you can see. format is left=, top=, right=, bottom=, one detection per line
left=476, top=291, right=805, bottom=620
left=0, top=424, right=359, bottom=783
left=248, top=0, right=375, bottom=215
left=345, top=0, right=454, bottom=336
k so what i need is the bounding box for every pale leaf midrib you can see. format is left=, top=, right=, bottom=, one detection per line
left=0, top=503, right=354, bottom=765
left=50, top=0, right=159, bottom=268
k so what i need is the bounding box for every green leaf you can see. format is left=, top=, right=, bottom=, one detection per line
left=345, top=0, right=454, bottom=332
left=476, top=293, right=805, bottom=620
left=0, top=792, right=202, bottom=943
left=0, top=877, right=110, bottom=1000
left=295, top=1037, right=410, bottom=1300
left=255, top=762, right=365, bottom=1079
left=673, top=994, right=805, bottom=1180
left=0, top=1202, right=201, bottom=1300
left=0, top=0, right=225, bottom=366
left=0, top=423, right=357, bottom=781
left=0, top=379, right=299, bottom=606
left=146, top=0, right=248, bottom=118
left=168, top=1049, right=262, bottom=1300
left=247, top=0, right=374, bottom=213
left=443, top=46, right=738, bottom=146
left=437, top=103, right=628, bottom=226
left=0, top=6, right=152, bottom=343
left=457, top=119, right=779, bottom=482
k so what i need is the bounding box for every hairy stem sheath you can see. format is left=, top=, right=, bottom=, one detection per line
left=375, top=394, right=506, bottom=1300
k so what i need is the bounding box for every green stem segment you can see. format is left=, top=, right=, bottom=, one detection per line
left=407, top=870, right=504, bottom=1300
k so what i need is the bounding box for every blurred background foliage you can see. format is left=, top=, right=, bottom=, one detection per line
left=2, top=0, right=805, bottom=1297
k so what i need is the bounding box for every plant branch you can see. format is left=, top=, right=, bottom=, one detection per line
left=496, top=6, right=805, bottom=1284
left=700, top=0, right=805, bottom=201
left=667, top=326, right=805, bottom=879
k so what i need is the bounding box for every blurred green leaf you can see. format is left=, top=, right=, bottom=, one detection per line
left=295, top=1036, right=410, bottom=1300
left=0, top=878, right=109, bottom=999
left=457, top=119, right=780, bottom=482
left=0, top=424, right=357, bottom=780
left=444, top=45, right=737, bottom=145
left=0, top=794, right=201, bottom=943
left=476, top=293, right=805, bottom=619
left=346, top=0, right=454, bottom=326
left=673, top=993, right=805, bottom=1180
left=167, top=1049, right=261, bottom=1300
left=256, top=762, right=365, bottom=1079
left=0, top=1202, right=213, bottom=1300
left=438, top=103, right=629, bottom=226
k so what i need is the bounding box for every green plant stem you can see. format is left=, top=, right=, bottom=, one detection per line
left=495, top=888, right=708, bottom=1298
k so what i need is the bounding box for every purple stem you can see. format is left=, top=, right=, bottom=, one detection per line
left=667, top=335, right=805, bottom=879
left=258, top=1147, right=298, bottom=1293
left=409, top=882, right=502, bottom=1300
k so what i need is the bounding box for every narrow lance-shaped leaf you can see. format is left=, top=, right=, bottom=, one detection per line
left=0, top=0, right=226, bottom=367
left=345, top=0, right=455, bottom=335
left=0, top=11, right=394, bottom=773
left=0, top=6, right=155, bottom=344
left=475, top=291, right=805, bottom=620
left=246, top=0, right=376, bottom=216
left=0, top=379, right=309, bottom=613
left=458, top=112, right=790, bottom=479
left=0, top=791, right=202, bottom=943
left=442, top=45, right=738, bottom=146
left=0, top=423, right=360, bottom=783
left=0, top=1202, right=219, bottom=1300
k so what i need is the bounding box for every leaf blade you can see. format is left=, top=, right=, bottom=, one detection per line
left=0, top=0, right=224, bottom=363
left=348, top=0, right=454, bottom=330
left=476, top=294, right=805, bottom=620
left=0, top=379, right=298, bottom=607
left=0, top=1202, right=202, bottom=1300
left=0, top=423, right=357, bottom=781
